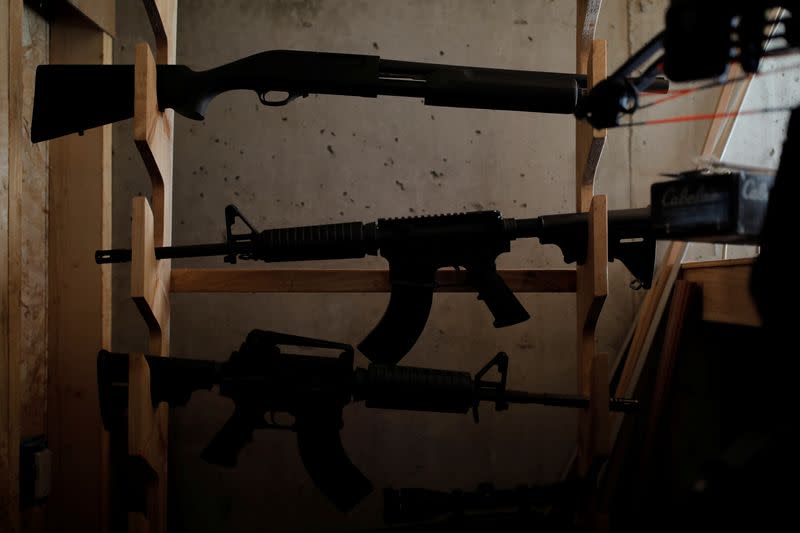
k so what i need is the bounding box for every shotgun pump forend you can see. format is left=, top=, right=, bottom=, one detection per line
left=31, top=49, right=669, bottom=142
left=96, top=205, right=656, bottom=363
left=97, top=330, right=639, bottom=512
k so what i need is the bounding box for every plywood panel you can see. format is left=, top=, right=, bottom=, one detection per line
left=48, top=12, right=112, bottom=533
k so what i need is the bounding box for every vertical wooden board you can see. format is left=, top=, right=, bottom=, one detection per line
left=48, top=12, right=112, bottom=533
left=1, top=0, right=12, bottom=528
left=638, top=281, right=699, bottom=484
left=1, top=1, right=23, bottom=530
left=20, top=5, right=48, bottom=440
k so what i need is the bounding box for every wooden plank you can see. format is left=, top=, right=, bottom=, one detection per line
left=637, top=281, right=699, bottom=486
left=682, top=258, right=755, bottom=270
left=65, top=0, right=115, bottom=36
left=48, top=11, right=112, bottom=533
left=614, top=243, right=685, bottom=399
left=576, top=40, right=607, bottom=211
left=576, top=195, right=609, bottom=475
left=681, top=261, right=761, bottom=327
left=1, top=1, right=23, bottom=530
left=170, top=268, right=578, bottom=294
left=602, top=281, right=700, bottom=507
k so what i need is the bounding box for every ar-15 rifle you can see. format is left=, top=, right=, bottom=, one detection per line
left=98, top=330, right=638, bottom=512
left=96, top=206, right=657, bottom=364
left=30, top=49, right=668, bottom=142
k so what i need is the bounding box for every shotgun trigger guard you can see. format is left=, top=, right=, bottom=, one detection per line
left=224, top=204, right=260, bottom=264
left=258, top=91, right=308, bottom=107
left=265, top=411, right=296, bottom=431
left=472, top=352, right=509, bottom=423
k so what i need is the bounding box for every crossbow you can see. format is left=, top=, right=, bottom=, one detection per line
left=576, top=1, right=798, bottom=130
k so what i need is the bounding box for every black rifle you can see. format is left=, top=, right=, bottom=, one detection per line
left=31, top=49, right=668, bottom=142
left=96, top=206, right=657, bottom=363
left=98, top=330, right=638, bottom=512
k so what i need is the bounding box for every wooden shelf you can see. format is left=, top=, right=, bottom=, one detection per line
left=170, top=268, right=577, bottom=294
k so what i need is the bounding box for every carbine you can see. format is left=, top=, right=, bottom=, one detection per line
left=98, top=330, right=638, bottom=512
left=96, top=206, right=657, bottom=363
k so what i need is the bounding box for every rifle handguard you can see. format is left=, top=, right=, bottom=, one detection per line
left=255, top=222, right=376, bottom=262
left=355, top=364, right=474, bottom=414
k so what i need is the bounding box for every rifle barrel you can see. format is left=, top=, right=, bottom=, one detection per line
left=95, top=242, right=233, bottom=264
left=490, top=389, right=639, bottom=413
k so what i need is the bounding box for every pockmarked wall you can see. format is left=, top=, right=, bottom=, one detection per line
left=111, top=1, right=713, bottom=530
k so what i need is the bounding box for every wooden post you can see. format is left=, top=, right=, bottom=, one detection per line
left=126, top=1, right=176, bottom=531
left=47, top=9, right=113, bottom=533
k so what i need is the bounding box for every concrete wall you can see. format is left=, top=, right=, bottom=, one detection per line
left=111, top=1, right=717, bottom=530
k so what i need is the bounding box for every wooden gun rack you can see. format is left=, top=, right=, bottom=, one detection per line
left=116, top=1, right=612, bottom=531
